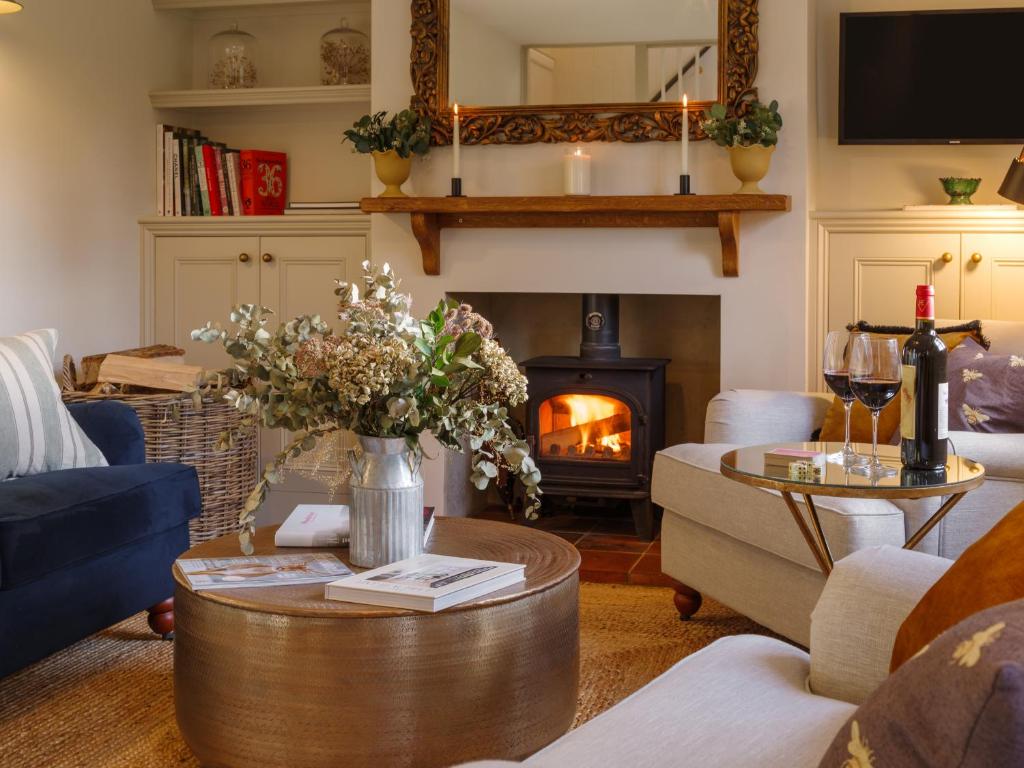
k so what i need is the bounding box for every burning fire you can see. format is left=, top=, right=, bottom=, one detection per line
left=539, top=393, right=631, bottom=460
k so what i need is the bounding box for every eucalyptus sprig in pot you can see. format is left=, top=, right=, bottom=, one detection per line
left=343, top=109, right=431, bottom=197
left=702, top=100, right=783, bottom=194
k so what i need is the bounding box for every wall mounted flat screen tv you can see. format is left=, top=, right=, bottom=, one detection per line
left=840, top=8, right=1024, bottom=144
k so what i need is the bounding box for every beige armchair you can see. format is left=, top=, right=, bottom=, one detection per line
left=454, top=546, right=952, bottom=768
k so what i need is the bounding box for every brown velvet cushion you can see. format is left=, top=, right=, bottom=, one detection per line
left=890, top=501, right=1024, bottom=672
left=818, top=599, right=1024, bottom=768
left=819, top=322, right=983, bottom=444
left=948, top=337, right=1024, bottom=433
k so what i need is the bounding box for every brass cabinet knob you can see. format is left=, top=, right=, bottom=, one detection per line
left=941, top=252, right=954, bottom=263
left=238, top=253, right=250, bottom=263
left=261, top=253, right=273, bottom=263
left=971, top=252, right=983, bottom=264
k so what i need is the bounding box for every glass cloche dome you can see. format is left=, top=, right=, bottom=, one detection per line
left=208, top=23, right=259, bottom=89
left=319, top=18, right=370, bottom=86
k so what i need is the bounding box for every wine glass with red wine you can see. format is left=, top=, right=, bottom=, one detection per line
left=822, top=330, right=868, bottom=468
left=849, top=336, right=902, bottom=478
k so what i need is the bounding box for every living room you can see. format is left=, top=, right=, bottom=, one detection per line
left=3, top=0, right=1024, bottom=766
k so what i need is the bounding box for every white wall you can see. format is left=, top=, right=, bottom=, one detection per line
left=0, top=1, right=190, bottom=358
left=371, top=0, right=814, bottom=511
left=814, top=0, right=1022, bottom=209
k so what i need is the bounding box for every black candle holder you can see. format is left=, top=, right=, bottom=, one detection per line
left=676, top=174, right=693, bottom=195
left=450, top=177, right=464, bottom=197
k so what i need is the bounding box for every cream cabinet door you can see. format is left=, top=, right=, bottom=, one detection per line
left=961, top=233, right=1024, bottom=321
left=153, top=236, right=260, bottom=370
left=256, top=234, right=367, bottom=523
left=827, top=232, right=961, bottom=330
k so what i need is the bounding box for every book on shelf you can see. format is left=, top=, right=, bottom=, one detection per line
left=324, top=553, right=525, bottom=612
left=240, top=149, right=288, bottom=215
left=154, top=123, right=283, bottom=217
left=274, top=505, right=436, bottom=548
left=177, top=553, right=352, bottom=591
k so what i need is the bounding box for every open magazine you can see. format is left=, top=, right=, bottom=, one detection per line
left=177, top=553, right=352, bottom=591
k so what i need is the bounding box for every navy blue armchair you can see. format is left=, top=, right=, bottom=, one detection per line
left=0, top=401, right=201, bottom=677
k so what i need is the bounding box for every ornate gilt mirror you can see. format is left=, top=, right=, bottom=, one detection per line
left=411, top=0, right=758, bottom=145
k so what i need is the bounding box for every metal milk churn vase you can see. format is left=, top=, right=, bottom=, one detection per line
left=348, top=435, right=424, bottom=568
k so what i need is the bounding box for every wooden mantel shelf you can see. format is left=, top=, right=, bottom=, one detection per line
left=359, top=194, right=791, bottom=277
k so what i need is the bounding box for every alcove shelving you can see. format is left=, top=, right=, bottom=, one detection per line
left=149, top=0, right=372, bottom=208
left=149, top=83, right=370, bottom=109
left=149, top=0, right=371, bottom=111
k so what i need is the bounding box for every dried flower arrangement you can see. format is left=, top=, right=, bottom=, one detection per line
left=193, top=261, right=542, bottom=552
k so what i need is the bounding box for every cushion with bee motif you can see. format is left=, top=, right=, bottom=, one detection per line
left=817, top=598, right=1024, bottom=768
left=948, top=337, right=1024, bottom=433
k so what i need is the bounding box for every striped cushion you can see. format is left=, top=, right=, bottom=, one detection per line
left=0, top=329, right=107, bottom=479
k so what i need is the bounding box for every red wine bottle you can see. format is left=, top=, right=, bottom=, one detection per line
left=900, top=284, right=948, bottom=470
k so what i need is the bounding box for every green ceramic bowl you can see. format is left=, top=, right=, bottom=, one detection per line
left=940, top=177, right=981, bottom=205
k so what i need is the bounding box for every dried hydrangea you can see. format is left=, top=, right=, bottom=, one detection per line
left=478, top=339, right=527, bottom=406
left=294, top=336, right=342, bottom=378
left=326, top=336, right=419, bottom=407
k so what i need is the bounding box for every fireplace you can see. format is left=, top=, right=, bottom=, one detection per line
left=522, top=295, right=669, bottom=539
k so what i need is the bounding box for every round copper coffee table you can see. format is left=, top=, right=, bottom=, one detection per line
left=173, top=517, right=580, bottom=768
left=720, top=442, right=985, bottom=577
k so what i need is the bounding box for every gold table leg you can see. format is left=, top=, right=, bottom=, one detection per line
left=781, top=492, right=832, bottom=576
left=904, top=492, right=967, bottom=552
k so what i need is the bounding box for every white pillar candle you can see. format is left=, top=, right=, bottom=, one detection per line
left=681, top=93, right=689, bottom=176
left=453, top=102, right=461, bottom=178
left=563, top=145, right=591, bottom=196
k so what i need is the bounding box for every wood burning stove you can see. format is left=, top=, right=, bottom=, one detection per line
left=522, top=295, right=669, bottom=539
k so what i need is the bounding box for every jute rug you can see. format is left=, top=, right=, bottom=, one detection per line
left=0, top=584, right=771, bottom=767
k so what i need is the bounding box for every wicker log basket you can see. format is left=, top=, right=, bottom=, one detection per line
left=61, top=355, right=259, bottom=545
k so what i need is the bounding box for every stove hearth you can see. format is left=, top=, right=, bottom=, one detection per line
left=522, top=295, right=669, bottom=540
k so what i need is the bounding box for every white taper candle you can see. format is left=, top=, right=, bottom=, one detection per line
left=681, top=93, right=689, bottom=176
left=453, top=103, right=461, bottom=178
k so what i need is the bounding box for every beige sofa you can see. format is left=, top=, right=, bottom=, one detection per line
left=454, top=545, right=951, bottom=767
left=653, top=319, right=1024, bottom=646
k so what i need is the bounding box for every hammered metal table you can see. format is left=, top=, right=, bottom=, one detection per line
left=173, top=518, right=581, bottom=768
left=720, top=442, right=985, bottom=577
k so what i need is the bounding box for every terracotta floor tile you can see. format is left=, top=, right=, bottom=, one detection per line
left=576, top=532, right=650, bottom=554
left=533, top=514, right=597, bottom=534
left=647, top=537, right=662, bottom=554
left=629, top=553, right=663, bottom=575
left=579, top=549, right=643, bottom=575
left=579, top=569, right=630, bottom=585
left=588, top=516, right=641, bottom=535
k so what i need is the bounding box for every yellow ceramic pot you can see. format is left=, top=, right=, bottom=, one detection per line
left=372, top=150, right=413, bottom=197
left=728, top=144, right=775, bottom=194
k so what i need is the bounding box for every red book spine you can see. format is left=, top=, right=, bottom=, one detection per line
left=201, top=144, right=223, bottom=216
left=239, top=150, right=287, bottom=215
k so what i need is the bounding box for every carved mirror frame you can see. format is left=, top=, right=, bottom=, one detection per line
left=410, top=0, right=759, bottom=145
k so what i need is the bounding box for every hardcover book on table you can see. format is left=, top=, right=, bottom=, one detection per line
left=275, top=504, right=350, bottom=547
left=325, top=553, right=525, bottom=612
left=274, top=505, right=435, bottom=548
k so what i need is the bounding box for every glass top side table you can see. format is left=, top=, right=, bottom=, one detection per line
left=719, top=442, right=985, bottom=576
